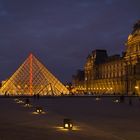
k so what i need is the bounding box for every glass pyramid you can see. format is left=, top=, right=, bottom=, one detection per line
left=0, top=54, right=69, bottom=96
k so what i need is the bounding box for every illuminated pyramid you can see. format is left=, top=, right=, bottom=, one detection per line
left=0, top=54, right=69, bottom=96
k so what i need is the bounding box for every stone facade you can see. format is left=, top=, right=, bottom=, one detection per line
left=72, top=20, right=140, bottom=95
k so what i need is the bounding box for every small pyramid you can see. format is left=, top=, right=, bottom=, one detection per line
left=0, top=53, right=69, bottom=96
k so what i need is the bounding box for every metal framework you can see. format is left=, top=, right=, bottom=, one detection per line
left=0, top=54, right=69, bottom=96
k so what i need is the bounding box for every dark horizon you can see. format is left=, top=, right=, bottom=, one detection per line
left=0, top=0, right=140, bottom=83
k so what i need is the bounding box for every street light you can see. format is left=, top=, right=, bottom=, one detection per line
left=135, top=86, right=139, bottom=89
left=95, top=96, right=101, bottom=101
left=17, top=100, right=24, bottom=104
left=36, top=107, right=43, bottom=113
left=24, top=98, right=32, bottom=107
left=63, top=119, right=73, bottom=130
left=34, top=106, right=45, bottom=114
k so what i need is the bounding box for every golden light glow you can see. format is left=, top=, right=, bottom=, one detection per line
left=96, top=97, right=100, bottom=101
left=32, top=107, right=46, bottom=115
left=32, top=111, right=46, bottom=115
left=32, top=112, right=39, bottom=115
left=54, top=126, right=81, bottom=131
left=24, top=84, right=28, bottom=88
left=65, top=124, right=69, bottom=128
left=16, top=100, right=24, bottom=104
left=70, top=124, right=73, bottom=128
left=24, top=103, right=32, bottom=108
left=14, top=98, right=19, bottom=102
left=135, top=86, right=139, bottom=89
left=114, top=99, right=119, bottom=103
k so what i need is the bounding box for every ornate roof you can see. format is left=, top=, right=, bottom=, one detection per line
left=127, top=20, right=140, bottom=44
left=132, top=20, right=140, bottom=34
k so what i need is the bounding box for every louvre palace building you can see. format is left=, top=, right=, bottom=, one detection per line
left=72, top=20, right=140, bottom=95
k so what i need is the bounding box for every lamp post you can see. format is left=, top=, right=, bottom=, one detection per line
left=36, top=106, right=44, bottom=114
left=125, top=61, right=129, bottom=95
left=63, top=119, right=73, bottom=130
left=135, top=86, right=139, bottom=95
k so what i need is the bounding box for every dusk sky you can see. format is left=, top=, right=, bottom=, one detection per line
left=0, top=0, right=140, bottom=83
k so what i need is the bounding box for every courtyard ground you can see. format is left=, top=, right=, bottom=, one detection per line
left=0, top=96, right=140, bottom=140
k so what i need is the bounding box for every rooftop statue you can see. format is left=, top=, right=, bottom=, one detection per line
left=132, top=20, right=140, bottom=34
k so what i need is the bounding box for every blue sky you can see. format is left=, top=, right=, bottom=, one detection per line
left=0, top=0, right=140, bottom=83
